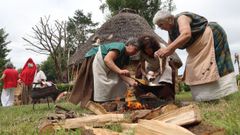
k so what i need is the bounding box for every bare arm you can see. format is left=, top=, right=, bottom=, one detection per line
left=156, top=15, right=192, bottom=57
left=0, top=74, right=6, bottom=80
left=104, top=50, right=130, bottom=76
left=168, top=15, right=192, bottom=50
left=104, top=50, right=137, bottom=86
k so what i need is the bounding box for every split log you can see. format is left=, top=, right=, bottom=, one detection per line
left=120, top=123, right=138, bottom=130
left=143, top=103, right=178, bottom=120
left=85, top=101, right=108, bottom=115
left=131, top=109, right=152, bottom=122
left=135, top=120, right=195, bottom=135
left=101, top=102, right=118, bottom=112
left=53, top=114, right=131, bottom=129
left=160, top=103, right=179, bottom=114
left=153, top=104, right=201, bottom=126
left=38, top=120, right=55, bottom=134
left=81, top=126, right=120, bottom=135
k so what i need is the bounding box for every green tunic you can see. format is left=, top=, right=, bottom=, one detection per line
left=85, top=42, right=129, bottom=68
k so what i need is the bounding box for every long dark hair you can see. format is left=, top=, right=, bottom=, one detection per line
left=138, top=35, right=160, bottom=55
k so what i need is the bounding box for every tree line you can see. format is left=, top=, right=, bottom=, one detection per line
left=1, top=0, right=175, bottom=83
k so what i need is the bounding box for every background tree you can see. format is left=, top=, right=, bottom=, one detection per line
left=23, top=11, right=99, bottom=82
left=67, top=10, right=99, bottom=49
left=23, top=16, right=69, bottom=82
left=41, top=56, right=57, bottom=82
left=99, top=0, right=176, bottom=27
left=0, top=28, right=11, bottom=74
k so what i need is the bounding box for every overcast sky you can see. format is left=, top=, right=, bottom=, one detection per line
left=0, top=0, right=239, bottom=74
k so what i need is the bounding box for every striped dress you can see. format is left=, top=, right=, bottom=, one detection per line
left=169, top=12, right=237, bottom=101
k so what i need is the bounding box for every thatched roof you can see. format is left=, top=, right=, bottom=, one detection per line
left=69, top=10, right=182, bottom=68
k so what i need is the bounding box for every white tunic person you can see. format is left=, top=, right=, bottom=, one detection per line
left=33, top=64, right=47, bottom=88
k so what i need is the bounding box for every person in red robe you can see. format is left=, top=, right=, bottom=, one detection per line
left=19, top=58, right=37, bottom=104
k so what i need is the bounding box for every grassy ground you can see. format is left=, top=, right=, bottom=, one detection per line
left=0, top=91, right=240, bottom=134
left=176, top=90, right=240, bottom=135
left=0, top=102, right=88, bottom=135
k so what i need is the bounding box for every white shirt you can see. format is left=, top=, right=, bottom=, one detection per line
left=34, top=70, right=47, bottom=83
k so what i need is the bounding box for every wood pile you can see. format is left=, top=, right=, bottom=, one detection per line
left=38, top=101, right=225, bottom=135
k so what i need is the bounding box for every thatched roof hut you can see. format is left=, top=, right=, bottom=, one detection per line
left=69, top=9, right=182, bottom=68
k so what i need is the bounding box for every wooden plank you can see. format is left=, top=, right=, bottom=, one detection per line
left=153, top=104, right=201, bottom=126
left=135, top=120, right=195, bottom=135
left=85, top=101, right=108, bottom=115
left=143, top=103, right=178, bottom=120
left=54, top=114, right=130, bottom=129
left=120, top=123, right=137, bottom=130
left=38, top=120, right=55, bottom=134
left=82, top=126, right=120, bottom=135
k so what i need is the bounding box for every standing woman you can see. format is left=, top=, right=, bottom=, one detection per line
left=153, top=11, right=238, bottom=101
left=138, top=35, right=175, bottom=101
left=0, top=62, right=19, bottom=107
left=19, top=58, right=37, bottom=104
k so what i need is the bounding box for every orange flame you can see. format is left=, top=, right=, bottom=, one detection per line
left=127, top=101, right=144, bottom=110
left=126, top=90, right=144, bottom=110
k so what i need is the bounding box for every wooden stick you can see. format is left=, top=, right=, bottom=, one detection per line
left=85, top=101, right=108, bottom=115
left=53, top=114, right=130, bottom=129
left=153, top=104, right=201, bottom=126
left=135, top=120, right=195, bottom=135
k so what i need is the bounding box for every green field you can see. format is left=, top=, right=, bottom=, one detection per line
left=0, top=91, right=240, bottom=135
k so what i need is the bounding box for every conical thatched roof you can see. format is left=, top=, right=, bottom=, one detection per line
left=69, top=10, right=182, bottom=68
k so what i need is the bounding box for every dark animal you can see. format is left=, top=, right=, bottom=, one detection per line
left=31, top=84, right=60, bottom=109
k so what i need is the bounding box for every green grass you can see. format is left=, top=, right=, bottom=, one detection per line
left=176, top=90, right=240, bottom=135
left=198, top=92, right=240, bottom=135
left=0, top=102, right=88, bottom=135
left=1, top=91, right=240, bottom=135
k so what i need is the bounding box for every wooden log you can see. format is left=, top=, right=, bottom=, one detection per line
left=120, top=123, right=138, bottom=130
left=85, top=101, right=108, bottom=115
left=135, top=120, right=195, bottom=135
left=54, top=114, right=130, bottom=129
left=143, top=103, right=178, bottom=120
left=153, top=104, right=201, bottom=126
left=81, top=126, right=120, bottom=135
left=131, top=109, right=152, bottom=122
left=38, top=120, right=55, bottom=134
left=160, top=103, right=179, bottom=114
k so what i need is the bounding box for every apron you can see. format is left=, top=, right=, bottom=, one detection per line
left=184, top=26, right=220, bottom=85
left=93, top=46, right=127, bottom=102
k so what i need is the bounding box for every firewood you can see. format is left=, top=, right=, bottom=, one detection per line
left=130, top=109, right=152, bottom=122
left=85, top=101, right=108, bottom=115
left=153, top=104, right=201, bottom=126
left=53, top=114, right=131, bottom=129
left=143, top=103, right=178, bottom=119
left=135, top=120, right=195, bottom=135
left=120, top=123, right=138, bottom=130
left=81, top=126, right=120, bottom=135
left=160, top=103, right=178, bottom=114
left=101, top=102, right=118, bottom=112
left=38, top=120, right=55, bottom=134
